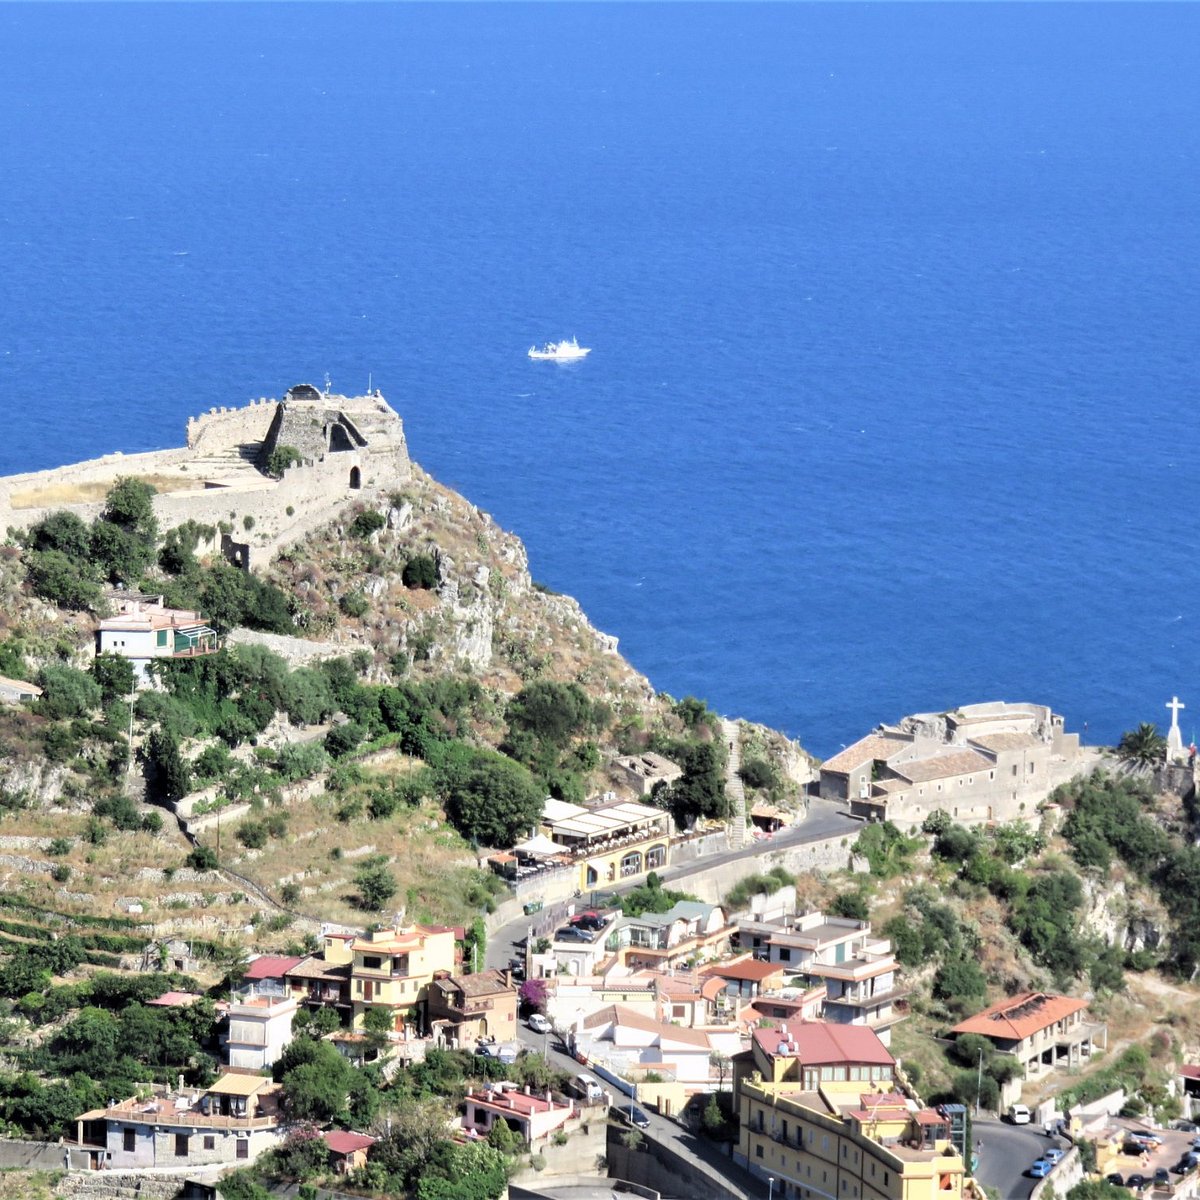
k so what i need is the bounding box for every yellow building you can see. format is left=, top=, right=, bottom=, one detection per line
left=537, top=797, right=670, bottom=891
left=734, top=1024, right=967, bottom=1200
left=318, top=925, right=458, bottom=1031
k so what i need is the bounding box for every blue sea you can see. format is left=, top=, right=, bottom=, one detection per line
left=2, top=3, right=1198, bottom=758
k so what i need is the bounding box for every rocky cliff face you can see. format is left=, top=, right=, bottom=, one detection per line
left=270, top=464, right=658, bottom=714
left=1079, top=873, right=1169, bottom=955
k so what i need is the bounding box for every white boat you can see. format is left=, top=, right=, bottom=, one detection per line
left=528, top=337, right=591, bottom=361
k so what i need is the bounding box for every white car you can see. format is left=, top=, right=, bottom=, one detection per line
left=1009, top=1104, right=1032, bottom=1125
left=528, top=1013, right=551, bottom=1034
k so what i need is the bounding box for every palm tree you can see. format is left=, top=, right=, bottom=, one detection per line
left=1116, top=722, right=1167, bottom=767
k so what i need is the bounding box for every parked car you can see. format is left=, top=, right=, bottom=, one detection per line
left=527, top=1013, right=551, bottom=1034
left=1153, top=1169, right=1171, bottom=1187
left=555, top=926, right=592, bottom=942
left=1172, top=1121, right=1200, bottom=1134
left=1044, top=1148, right=1065, bottom=1165
left=523, top=900, right=544, bottom=915
left=1125, top=1175, right=1149, bottom=1191
left=1106, top=1175, right=1125, bottom=1188
left=475, top=1041, right=518, bottom=1064
left=1125, top=1142, right=1151, bottom=1158
left=1009, top=1105, right=1032, bottom=1125
left=621, top=1105, right=650, bottom=1130
left=1029, top=1160, right=1052, bottom=1179
left=1173, top=1153, right=1199, bottom=1175
left=1129, top=1132, right=1164, bottom=1148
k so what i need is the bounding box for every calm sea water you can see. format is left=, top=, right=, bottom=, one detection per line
left=2, top=3, right=1198, bottom=758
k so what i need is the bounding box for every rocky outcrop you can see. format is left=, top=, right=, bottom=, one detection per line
left=1079, top=875, right=1168, bottom=953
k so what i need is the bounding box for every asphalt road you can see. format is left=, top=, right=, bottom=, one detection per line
left=973, top=1118, right=1066, bottom=1200
left=485, top=797, right=860, bottom=972
left=511, top=1019, right=756, bottom=1200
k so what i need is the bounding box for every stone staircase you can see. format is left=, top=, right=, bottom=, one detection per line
left=722, top=718, right=748, bottom=851
left=187, top=441, right=269, bottom=483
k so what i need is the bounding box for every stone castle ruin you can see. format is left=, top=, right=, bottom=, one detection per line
left=0, top=385, right=411, bottom=569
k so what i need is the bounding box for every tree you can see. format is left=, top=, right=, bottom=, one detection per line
left=442, top=753, right=544, bottom=848
left=710, top=1050, right=731, bottom=1091
left=91, top=652, right=136, bottom=704
left=519, top=977, right=548, bottom=1013
left=26, top=549, right=103, bottom=610
left=354, top=862, right=398, bottom=911
left=102, top=477, right=157, bottom=533
left=145, top=728, right=192, bottom=804
left=36, top=664, right=102, bottom=720
left=933, top=960, right=987, bottom=1012
left=28, top=510, right=92, bottom=558
left=1117, top=723, right=1167, bottom=767
left=462, top=918, right=487, bottom=973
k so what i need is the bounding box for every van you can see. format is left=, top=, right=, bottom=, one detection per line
left=1009, top=1104, right=1032, bottom=1125
left=575, top=1073, right=604, bottom=1102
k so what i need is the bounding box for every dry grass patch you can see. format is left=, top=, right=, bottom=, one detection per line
left=10, top=473, right=200, bottom=509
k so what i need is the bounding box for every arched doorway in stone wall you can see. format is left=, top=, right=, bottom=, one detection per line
left=349, top=466, right=361, bottom=489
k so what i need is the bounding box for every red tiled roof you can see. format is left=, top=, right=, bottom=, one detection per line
left=950, top=992, right=1087, bottom=1041
left=244, top=955, right=303, bottom=981
left=703, top=958, right=785, bottom=983
left=147, top=990, right=203, bottom=1007
left=752, top=1021, right=895, bottom=1067
left=821, top=734, right=911, bottom=775
left=323, top=1131, right=376, bottom=1155
left=1180, top=1065, right=1200, bottom=1081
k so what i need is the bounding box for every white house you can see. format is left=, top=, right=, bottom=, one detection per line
left=574, top=1003, right=741, bottom=1090
left=224, top=986, right=297, bottom=1070
left=96, top=594, right=219, bottom=684
left=0, top=675, right=41, bottom=704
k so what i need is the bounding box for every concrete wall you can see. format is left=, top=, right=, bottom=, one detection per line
left=0, top=1139, right=90, bottom=1170
left=671, top=834, right=857, bottom=906
left=606, top=1131, right=747, bottom=1200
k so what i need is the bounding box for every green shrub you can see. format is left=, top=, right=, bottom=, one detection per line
left=266, top=446, right=303, bottom=478
left=51, top=864, right=71, bottom=883
left=186, top=844, right=219, bottom=870
left=340, top=591, right=369, bottom=618
left=237, top=821, right=267, bottom=850
left=351, top=510, right=386, bottom=538
left=402, top=554, right=438, bottom=589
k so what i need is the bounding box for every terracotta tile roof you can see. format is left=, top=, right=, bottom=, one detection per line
left=147, top=990, right=203, bottom=1007
left=752, top=1021, right=895, bottom=1067
left=323, top=1131, right=376, bottom=1155
left=1180, top=1065, right=1200, bottom=1081
left=702, top=958, right=785, bottom=983
left=244, top=955, right=303, bottom=981
left=821, top=734, right=911, bottom=775
left=891, top=750, right=992, bottom=783
left=951, top=992, right=1087, bottom=1041
left=284, top=956, right=350, bottom=982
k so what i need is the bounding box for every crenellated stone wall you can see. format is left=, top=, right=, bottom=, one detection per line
left=0, top=385, right=412, bottom=571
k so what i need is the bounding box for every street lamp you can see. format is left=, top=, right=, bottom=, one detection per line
left=768, top=1176, right=775, bottom=1200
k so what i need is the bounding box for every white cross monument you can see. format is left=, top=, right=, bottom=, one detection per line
left=1166, top=695, right=1185, bottom=761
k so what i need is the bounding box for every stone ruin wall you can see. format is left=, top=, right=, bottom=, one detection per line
left=186, top=395, right=279, bottom=453
left=0, top=392, right=412, bottom=570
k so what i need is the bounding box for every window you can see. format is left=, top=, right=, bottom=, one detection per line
left=363, top=955, right=382, bottom=970
left=174, top=1134, right=189, bottom=1158
left=157, top=630, right=168, bottom=647
left=1028, top=762, right=1036, bottom=774
left=1012, top=764, right=1019, bottom=776
left=123, top=1129, right=135, bottom=1153
left=203, top=1136, right=215, bottom=1150
left=756, top=1145, right=764, bottom=1159
left=989, top=770, right=995, bottom=780
left=822, top=1135, right=829, bottom=1151
left=778, top=948, right=791, bottom=962
left=237, top=1141, right=249, bottom=1160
